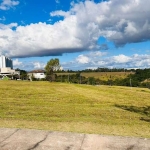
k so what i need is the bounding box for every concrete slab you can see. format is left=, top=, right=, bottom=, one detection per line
left=0, top=128, right=149, bottom=150
left=0, top=128, right=18, bottom=143
left=0, top=128, right=48, bottom=150
left=34, top=131, right=84, bottom=150
left=81, top=134, right=150, bottom=150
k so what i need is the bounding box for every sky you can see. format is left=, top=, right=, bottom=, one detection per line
left=0, top=0, right=150, bottom=71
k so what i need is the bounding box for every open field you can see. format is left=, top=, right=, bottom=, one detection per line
left=57, top=72, right=134, bottom=81
left=0, top=81, right=149, bottom=138
left=81, top=72, right=133, bottom=80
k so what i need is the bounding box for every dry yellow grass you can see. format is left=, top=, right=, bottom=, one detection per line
left=57, top=72, right=133, bottom=81
left=81, top=72, right=133, bottom=81
left=0, top=81, right=149, bottom=138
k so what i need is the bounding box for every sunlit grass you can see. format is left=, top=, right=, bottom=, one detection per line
left=57, top=72, right=133, bottom=81
left=0, top=80, right=149, bottom=138
left=81, top=72, right=133, bottom=81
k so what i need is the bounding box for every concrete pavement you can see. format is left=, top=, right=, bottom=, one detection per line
left=0, top=128, right=150, bottom=150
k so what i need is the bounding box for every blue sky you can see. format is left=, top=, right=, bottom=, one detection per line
left=0, top=0, right=150, bottom=71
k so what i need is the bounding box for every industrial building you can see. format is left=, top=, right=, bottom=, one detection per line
left=0, top=55, right=13, bottom=69
left=0, top=55, right=19, bottom=78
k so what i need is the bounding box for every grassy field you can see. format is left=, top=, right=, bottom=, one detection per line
left=81, top=72, right=133, bottom=80
left=57, top=72, right=133, bottom=81
left=0, top=81, right=149, bottom=138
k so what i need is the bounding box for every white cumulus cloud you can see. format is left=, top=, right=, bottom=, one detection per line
left=13, top=59, right=46, bottom=71
left=62, top=52, right=150, bottom=70
left=33, top=62, right=45, bottom=69
left=113, top=54, right=131, bottom=63
left=13, top=58, right=22, bottom=67
left=76, top=55, right=90, bottom=64
left=12, top=53, right=150, bottom=71
left=0, top=0, right=19, bottom=10
left=0, top=0, right=150, bottom=58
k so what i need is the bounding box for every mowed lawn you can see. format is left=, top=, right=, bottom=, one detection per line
left=0, top=81, right=149, bottom=138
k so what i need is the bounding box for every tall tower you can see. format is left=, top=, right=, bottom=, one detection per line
left=0, top=56, right=13, bottom=69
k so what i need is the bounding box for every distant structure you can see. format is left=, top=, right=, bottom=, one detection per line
left=28, top=70, right=46, bottom=80
left=0, top=55, right=13, bottom=69
left=0, top=55, right=19, bottom=77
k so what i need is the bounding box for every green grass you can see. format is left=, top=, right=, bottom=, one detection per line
left=0, top=80, right=149, bottom=138
left=1, top=76, right=10, bottom=80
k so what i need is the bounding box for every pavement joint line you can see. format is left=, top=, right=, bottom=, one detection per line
left=0, top=128, right=20, bottom=146
left=0, top=128, right=150, bottom=150
left=27, top=132, right=49, bottom=150
left=80, top=134, right=86, bottom=150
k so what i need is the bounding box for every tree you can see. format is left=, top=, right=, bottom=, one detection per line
left=45, top=58, right=60, bottom=81
left=15, top=68, right=27, bottom=80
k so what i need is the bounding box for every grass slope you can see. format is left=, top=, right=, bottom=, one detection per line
left=0, top=81, right=149, bottom=138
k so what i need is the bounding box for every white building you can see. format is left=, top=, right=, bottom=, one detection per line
left=1, top=67, right=16, bottom=74
left=0, top=55, right=19, bottom=76
left=28, top=70, right=46, bottom=79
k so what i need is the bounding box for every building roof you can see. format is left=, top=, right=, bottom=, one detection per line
left=28, top=70, right=45, bottom=73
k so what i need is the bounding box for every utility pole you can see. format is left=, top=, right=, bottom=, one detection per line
left=80, top=75, right=81, bottom=84
left=68, top=74, right=70, bottom=83
left=130, top=78, right=132, bottom=88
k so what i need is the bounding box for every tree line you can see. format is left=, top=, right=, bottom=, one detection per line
left=54, top=69, right=150, bottom=88
left=10, top=58, right=150, bottom=89
left=44, top=58, right=150, bottom=88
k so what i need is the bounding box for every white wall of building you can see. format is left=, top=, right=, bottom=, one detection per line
left=33, top=73, right=46, bottom=79
left=0, top=67, right=20, bottom=75
left=1, top=67, right=15, bottom=74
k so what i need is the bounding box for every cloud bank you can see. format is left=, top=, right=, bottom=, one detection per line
left=13, top=58, right=45, bottom=70
left=62, top=52, right=150, bottom=70
left=13, top=52, right=150, bottom=70
left=0, top=0, right=150, bottom=58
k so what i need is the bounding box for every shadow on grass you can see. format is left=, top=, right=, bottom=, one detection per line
left=115, top=104, right=150, bottom=123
